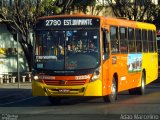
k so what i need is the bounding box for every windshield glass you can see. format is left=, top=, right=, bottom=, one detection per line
left=34, top=29, right=100, bottom=70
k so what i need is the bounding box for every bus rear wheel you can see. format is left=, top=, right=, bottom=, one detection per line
left=136, top=71, right=146, bottom=95
left=48, top=96, right=61, bottom=105
left=103, top=77, right=117, bottom=103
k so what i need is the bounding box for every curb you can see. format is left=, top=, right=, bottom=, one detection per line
left=0, top=82, right=31, bottom=89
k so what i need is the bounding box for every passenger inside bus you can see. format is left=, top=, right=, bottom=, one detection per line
left=89, top=41, right=95, bottom=49
left=88, top=39, right=97, bottom=52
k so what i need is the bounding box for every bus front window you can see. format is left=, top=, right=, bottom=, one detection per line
left=35, top=29, right=100, bottom=70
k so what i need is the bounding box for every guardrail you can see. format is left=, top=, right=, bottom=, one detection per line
left=0, top=72, right=32, bottom=84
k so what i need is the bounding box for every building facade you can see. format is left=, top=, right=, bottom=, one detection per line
left=0, top=23, right=28, bottom=74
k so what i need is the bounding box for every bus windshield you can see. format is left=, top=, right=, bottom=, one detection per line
left=34, top=29, right=100, bottom=70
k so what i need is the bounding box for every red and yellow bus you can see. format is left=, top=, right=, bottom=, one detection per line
left=32, top=13, right=158, bottom=104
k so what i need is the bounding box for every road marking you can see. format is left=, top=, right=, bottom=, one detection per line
left=0, top=96, right=37, bottom=106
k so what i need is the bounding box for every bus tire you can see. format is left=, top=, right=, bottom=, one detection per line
left=136, top=71, right=146, bottom=95
left=103, top=77, right=117, bottom=103
left=48, top=96, right=61, bottom=105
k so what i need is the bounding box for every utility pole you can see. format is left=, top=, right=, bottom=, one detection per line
left=17, top=33, right=20, bottom=88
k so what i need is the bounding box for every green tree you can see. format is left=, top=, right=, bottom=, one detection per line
left=0, top=0, right=73, bottom=71
left=70, top=0, right=99, bottom=14
left=146, top=4, right=160, bottom=29
left=106, top=0, right=160, bottom=28
left=106, top=0, right=154, bottom=21
left=88, top=0, right=107, bottom=15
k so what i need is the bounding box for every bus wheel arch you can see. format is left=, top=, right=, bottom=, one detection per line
left=103, top=73, right=118, bottom=103
left=113, top=73, right=118, bottom=97
left=128, top=69, right=146, bottom=95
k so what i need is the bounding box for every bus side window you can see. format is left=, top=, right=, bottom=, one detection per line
left=103, top=29, right=109, bottom=60
left=110, top=26, right=119, bottom=53
left=153, top=31, right=157, bottom=52
left=128, top=28, right=136, bottom=53
left=148, top=30, right=154, bottom=52
left=142, top=29, right=148, bottom=52
left=120, top=27, right=128, bottom=53
left=135, top=29, right=142, bottom=52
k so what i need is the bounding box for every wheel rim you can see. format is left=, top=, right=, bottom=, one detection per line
left=142, top=76, right=145, bottom=89
left=111, top=82, right=116, bottom=98
left=141, top=73, right=145, bottom=93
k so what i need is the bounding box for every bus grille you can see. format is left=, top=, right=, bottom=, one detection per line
left=43, top=79, right=86, bottom=86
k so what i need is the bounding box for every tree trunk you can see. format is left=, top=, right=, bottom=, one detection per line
left=19, top=35, right=33, bottom=72
left=7, top=25, right=33, bottom=72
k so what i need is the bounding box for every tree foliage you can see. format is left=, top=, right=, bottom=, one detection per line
left=70, top=0, right=96, bottom=13
left=106, top=0, right=160, bottom=29
left=107, top=0, right=152, bottom=20
left=69, top=0, right=105, bottom=15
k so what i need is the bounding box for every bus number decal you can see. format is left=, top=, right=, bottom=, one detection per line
left=45, top=20, right=61, bottom=26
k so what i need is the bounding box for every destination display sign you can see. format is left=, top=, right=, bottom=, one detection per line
left=36, top=17, right=100, bottom=28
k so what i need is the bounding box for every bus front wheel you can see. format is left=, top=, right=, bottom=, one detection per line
left=103, top=77, right=117, bottom=103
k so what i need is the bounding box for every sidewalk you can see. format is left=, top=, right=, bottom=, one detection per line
left=0, top=82, right=31, bottom=89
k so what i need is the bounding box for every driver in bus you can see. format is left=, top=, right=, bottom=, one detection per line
left=89, top=40, right=97, bottom=51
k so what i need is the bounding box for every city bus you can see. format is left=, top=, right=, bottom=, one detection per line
left=32, top=13, right=158, bottom=104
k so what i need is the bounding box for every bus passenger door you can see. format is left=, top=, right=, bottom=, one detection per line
left=102, top=28, right=110, bottom=96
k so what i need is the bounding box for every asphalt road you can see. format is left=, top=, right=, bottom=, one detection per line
left=0, top=80, right=160, bottom=120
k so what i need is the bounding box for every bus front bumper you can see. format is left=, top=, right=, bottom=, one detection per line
left=32, top=80, right=102, bottom=96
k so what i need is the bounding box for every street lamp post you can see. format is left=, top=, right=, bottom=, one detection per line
left=17, top=33, right=20, bottom=88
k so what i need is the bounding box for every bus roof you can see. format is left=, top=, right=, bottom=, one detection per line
left=136, top=21, right=156, bottom=30
left=102, top=17, right=137, bottom=28
left=101, top=17, right=156, bottom=30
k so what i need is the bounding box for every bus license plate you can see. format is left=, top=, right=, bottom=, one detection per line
left=59, top=89, right=70, bottom=93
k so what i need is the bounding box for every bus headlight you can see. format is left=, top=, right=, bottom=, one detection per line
left=90, top=67, right=101, bottom=82
left=33, top=75, right=39, bottom=80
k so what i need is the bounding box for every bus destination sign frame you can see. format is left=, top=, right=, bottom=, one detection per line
left=36, top=17, right=100, bottom=28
